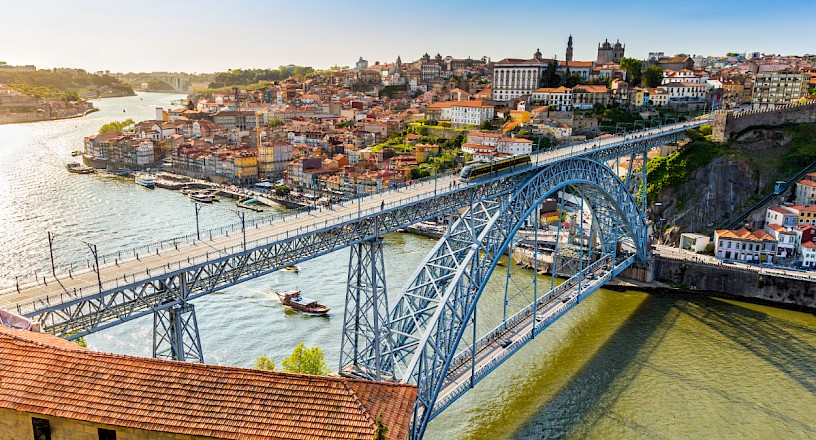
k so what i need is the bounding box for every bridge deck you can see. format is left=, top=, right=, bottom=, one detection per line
left=431, top=254, right=635, bottom=417
left=0, top=121, right=702, bottom=326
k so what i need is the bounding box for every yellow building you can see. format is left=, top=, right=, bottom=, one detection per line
left=232, top=152, right=258, bottom=184
left=509, top=110, right=531, bottom=123
left=415, top=143, right=439, bottom=163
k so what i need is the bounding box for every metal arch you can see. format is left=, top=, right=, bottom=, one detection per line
left=376, top=158, right=648, bottom=439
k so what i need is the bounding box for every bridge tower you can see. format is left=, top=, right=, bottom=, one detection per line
left=151, top=272, right=204, bottom=363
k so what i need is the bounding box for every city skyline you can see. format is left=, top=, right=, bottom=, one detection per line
left=1, top=0, right=815, bottom=73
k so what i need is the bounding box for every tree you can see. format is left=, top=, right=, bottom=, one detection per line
left=255, top=355, right=276, bottom=370
left=336, top=121, right=351, bottom=128
left=274, top=185, right=290, bottom=197
left=565, top=73, right=585, bottom=88
left=541, top=60, right=561, bottom=88
left=643, top=65, right=664, bottom=88
left=479, top=120, right=494, bottom=130
left=281, top=342, right=330, bottom=375
left=619, top=57, right=643, bottom=86
left=268, top=118, right=283, bottom=127
left=98, top=118, right=135, bottom=134
left=373, top=416, right=389, bottom=440
left=63, top=90, right=80, bottom=102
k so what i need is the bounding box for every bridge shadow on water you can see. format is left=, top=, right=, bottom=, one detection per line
left=508, top=292, right=816, bottom=440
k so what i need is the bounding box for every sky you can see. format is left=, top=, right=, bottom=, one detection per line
left=1, top=0, right=814, bottom=73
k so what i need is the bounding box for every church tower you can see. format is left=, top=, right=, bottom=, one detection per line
left=566, top=35, right=574, bottom=62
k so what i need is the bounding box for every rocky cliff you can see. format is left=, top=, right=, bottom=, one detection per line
left=651, top=124, right=816, bottom=244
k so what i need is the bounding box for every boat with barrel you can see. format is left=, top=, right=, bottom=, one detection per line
left=66, top=162, right=95, bottom=174
left=275, top=290, right=329, bottom=316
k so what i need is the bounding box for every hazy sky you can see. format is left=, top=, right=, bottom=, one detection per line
left=2, top=0, right=814, bottom=73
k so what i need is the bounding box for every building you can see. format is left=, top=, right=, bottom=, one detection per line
left=714, top=228, right=777, bottom=263
left=596, top=39, right=624, bottom=64
left=565, top=35, right=574, bottom=62
left=765, top=205, right=798, bottom=228
left=751, top=71, right=810, bottom=109
left=680, top=233, right=710, bottom=253
left=800, top=241, right=816, bottom=268
left=763, top=224, right=797, bottom=258
left=0, top=322, right=416, bottom=440
left=572, top=85, right=610, bottom=109
left=449, top=100, right=495, bottom=126
left=532, top=86, right=572, bottom=110
left=492, top=52, right=554, bottom=101
left=496, top=137, right=533, bottom=155
left=355, top=57, right=369, bottom=70
left=795, top=175, right=816, bottom=206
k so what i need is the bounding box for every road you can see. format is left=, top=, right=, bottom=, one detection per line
left=653, top=244, right=816, bottom=281
left=0, top=119, right=705, bottom=314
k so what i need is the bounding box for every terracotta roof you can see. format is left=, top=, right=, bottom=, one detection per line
left=715, top=228, right=775, bottom=241
left=573, top=85, right=608, bottom=93
left=0, top=325, right=416, bottom=440
left=768, top=206, right=794, bottom=214
left=798, top=179, right=816, bottom=187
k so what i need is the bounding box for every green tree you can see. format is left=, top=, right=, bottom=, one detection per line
left=63, top=90, right=80, bottom=102
left=274, top=185, right=290, bottom=196
left=479, top=120, right=494, bottom=130
left=373, top=416, right=389, bottom=440
left=268, top=118, right=283, bottom=127
left=255, top=355, right=276, bottom=370
left=565, top=73, right=585, bottom=88
left=643, top=65, right=664, bottom=88
left=541, top=61, right=561, bottom=88
left=619, top=57, right=643, bottom=85
left=98, top=118, right=135, bottom=134
left=281, top=342, right=330, bottom=375
left=336, top=121, right=351, bottom=128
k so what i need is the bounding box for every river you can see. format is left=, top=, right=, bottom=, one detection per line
left=0, top=93, right=814, bottom=439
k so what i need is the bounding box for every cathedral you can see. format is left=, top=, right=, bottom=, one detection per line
left=596, top=39, right=625, bottom=64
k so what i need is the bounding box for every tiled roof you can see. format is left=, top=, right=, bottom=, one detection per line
left=768, top=206, right=794, bottom=214
left=0, top=325, right=416, bottom=440
left=798, top=179, right=816, bottom=187
left=715, top=228, right=775, bottom=241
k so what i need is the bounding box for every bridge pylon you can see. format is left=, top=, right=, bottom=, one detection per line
left=339, top=237, right=392, bottom=380
left=151, top=272, right=204, bottom=363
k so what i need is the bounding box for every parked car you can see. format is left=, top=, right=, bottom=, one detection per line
left=500, top=338, right=513, bottom=348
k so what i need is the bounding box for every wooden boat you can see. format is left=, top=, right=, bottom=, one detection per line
left=275, top=290, right=329, bottom=315
left=66, top=163, right=95, bottom=174
left=284, top=265, right=300, bottom=273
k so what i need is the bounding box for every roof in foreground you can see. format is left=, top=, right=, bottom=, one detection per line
left=0, top=325, right=417, bottom=440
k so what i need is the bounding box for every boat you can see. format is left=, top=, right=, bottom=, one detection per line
left=284, top=265, right=300, bottom=274
left=275, top=290, right=329, bottom=316
left=189, top=192, right=216, bottom=203
left=70, top=150, right=82, bottom=157
left=66, top=162, right=95, bottom=174
left=134, top=174, right=155, bottom=188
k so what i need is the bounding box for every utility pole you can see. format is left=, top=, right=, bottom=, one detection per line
left=235, top=210, right=246, bottom=252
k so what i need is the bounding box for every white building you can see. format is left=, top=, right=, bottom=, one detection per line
left=532, top=86, right=572, bottom=111
left=660, top=82, right=706, bottom=100
left=492, top=53, right=553, bottom=101
left=765, top=205, right=798, bottom=228
left=795, top=178, right=816, bottom=206
left=801, top=241, right=816, bottom=268
left=461, top=143, right=497, bottom=161
left=763, top=224, right=797, bottom=258
left=714, top=228, right=777, bottom=263
left=449, top=101, right=494, bottom=126
left=466, top=131, right=501, bottom=147
left=680, top=233, right=710, bottom=253
left=496, top=138, right=533, bottom=155
left=135, top=141, right=155, bottom=166
left=751, top=71, right=810, bottom=109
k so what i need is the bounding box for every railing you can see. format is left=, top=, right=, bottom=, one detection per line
left=3, top=120, right=704, bottom=310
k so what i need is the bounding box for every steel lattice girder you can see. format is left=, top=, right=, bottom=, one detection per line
left=26, top=178, right=524, bottom=338
left=20, top=127, right=688, bottom=339
left=375, top=158, right=648, bottom=440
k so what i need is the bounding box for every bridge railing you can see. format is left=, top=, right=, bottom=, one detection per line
left=6, top=120, right=704, bottom=310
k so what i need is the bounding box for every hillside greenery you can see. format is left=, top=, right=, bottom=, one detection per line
left=0, top=69, right=132, bottom=99
left=207, top=66, right=315, bottom=89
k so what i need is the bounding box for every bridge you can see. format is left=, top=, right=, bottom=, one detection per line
left=0, top=118, right=706, bottom=439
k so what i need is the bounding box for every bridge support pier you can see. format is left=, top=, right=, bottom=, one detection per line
left=152, top=272, right=204, bottom=363
left=339, top=237, right=390, bottom=380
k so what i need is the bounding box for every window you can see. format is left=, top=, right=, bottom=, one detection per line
left=32, top=418, right=50, bottom=440
left=98, top=428, right=117, bottom=440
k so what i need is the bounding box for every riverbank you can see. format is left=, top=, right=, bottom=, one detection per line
left=0, top=105, right=99, bottom=125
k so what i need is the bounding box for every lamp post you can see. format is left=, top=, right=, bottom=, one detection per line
left=47, top=232, right=58, bottom=277
left=194, top=203, right=202, bottom=240
left=80, top=240, right=103, bottom=293
left=235, top=210, right=246, bottom=252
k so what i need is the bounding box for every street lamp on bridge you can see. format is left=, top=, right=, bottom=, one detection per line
left=80, top=239, right=103, bottom=294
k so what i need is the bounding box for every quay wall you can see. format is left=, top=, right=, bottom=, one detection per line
left=651, top=256, right=816, bottom=308
left=712, top=101, right=816, bottom=142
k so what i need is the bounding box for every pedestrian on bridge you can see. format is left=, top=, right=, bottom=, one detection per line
left=381, top=200, right=385, bottom=211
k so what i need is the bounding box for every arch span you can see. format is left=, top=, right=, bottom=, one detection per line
left=376, top=158, right=648, bottom=438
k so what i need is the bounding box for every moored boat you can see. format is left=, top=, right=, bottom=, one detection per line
left=275, top=290, right=329, bottom=315
left=134, top=174, right=155, bottom=188
left=66, top=162, right=95, bottom=174
left=189, top=192, right=216, bottom=203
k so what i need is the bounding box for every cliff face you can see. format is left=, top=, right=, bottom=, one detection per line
left=652, top=127, right=800, bottom=244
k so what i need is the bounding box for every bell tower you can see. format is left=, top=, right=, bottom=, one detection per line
left=566, top=35, right=574, bottom=62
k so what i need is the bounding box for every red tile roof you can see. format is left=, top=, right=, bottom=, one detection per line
left=715, top=228, right=775, bottom=241
left=0, top=325, right=416, bottom=440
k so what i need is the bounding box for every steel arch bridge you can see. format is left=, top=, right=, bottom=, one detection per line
left=340, top=157, right=648, bottom=438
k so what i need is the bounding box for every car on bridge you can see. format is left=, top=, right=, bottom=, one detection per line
left=500, top=338, right=513, bottom=348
